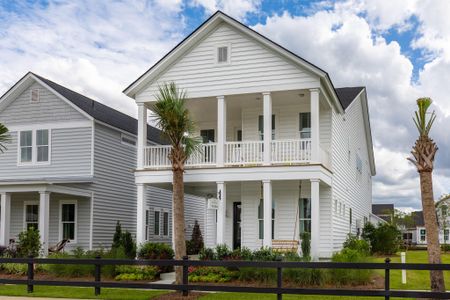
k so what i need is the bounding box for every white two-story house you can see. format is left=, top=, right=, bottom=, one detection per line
left=0, top=72, right=205, bottom=254
left=124, top=11, right=376, bottom=259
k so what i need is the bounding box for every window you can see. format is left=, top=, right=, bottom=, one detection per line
left=163, top=212, right=169, bottom=236
left=299, top=113, right=311, bottom=139
left=200, top=129, right=215, bottom=143
left=349, top=208, right=353, bottom=226
left=258, top=199, right=275, bottom=240
left=154, top=211, right=160, bottom=235
left=445, top=229, right=449, bottom=242
left=19, top=129, right=50, bottom=164
left=60, top=202, right=76, bottom=241
left=31, top=89, right=40, bottom=103
left=441, top=205, right=448, bottom=217
left=334, top=199, right=338, bottom=213
left=24, top=202, right=38, bottom=230
left=236, top=130, right=242, bottom=142
left=299, top=198, right=311, bottom=235
left=20, top=131, right=32, bottom=163
left=145, top=210, right=150, bottom=240
left=121, top=134, right=136, bottom=147
left=420, top=229, right=426, bottom=242
left=217, top=46, right=228, bottom=63
left=36, top=129, right=49, bottom=162
left=258, top=115, right=275, bottom=140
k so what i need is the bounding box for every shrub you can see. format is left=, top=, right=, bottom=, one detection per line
left=188, top=266, right=238, bottom=283
left=300, top=232, right=311, bottom=258
left=239, top=267, right=277, bottom=283
left=114, top=265, right=158, bottom=281
left=17, top=228, right=41, bottom=258
left=111, top=221, right=136, bottom=259
left=47, top=251, right=95, bottom=277
left=329, top=248, right=372, bottom=286
left=343, top=234, right=370, bottom=256
left=363, top=222, right=401, bottom=255
left=138, top=242, right=174, bottom=273
left=227, top=247, right=253, bottom=261
left=282, top=252, right=325, bottom=286
left=199, top=247, right=216, bottom=260
left=215, top=244, right=232, bottom=260
left=187, top=220, right=204, bottom=255
left=252, top=247, right=277, bottom=261
left=441, top=244, right=450, bottom=252
left=112, top=221, right=122, bottom=250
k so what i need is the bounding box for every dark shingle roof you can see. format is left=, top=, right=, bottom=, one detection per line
left=412, top=211, right=425, bottom=227
left=372, top=204, right=394, bottom=215
left=335, top=87, right=365, bottom=109
left=33, top=73, right=164, bottom=144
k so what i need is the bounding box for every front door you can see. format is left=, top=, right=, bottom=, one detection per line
left=233, top=202, right=242, bottom=249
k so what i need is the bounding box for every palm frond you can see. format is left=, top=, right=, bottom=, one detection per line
left=413, top=97, right=436, bottom=137
left=0, top=122, right=11, bottom=153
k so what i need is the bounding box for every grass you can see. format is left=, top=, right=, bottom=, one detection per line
left=202, top=294, right=411, bottom=300
left=0, top=284, right=167, bottom=299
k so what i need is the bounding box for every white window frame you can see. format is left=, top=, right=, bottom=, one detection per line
left=215, top=43, right=231, bottom=65
left=17, top=129, right=51, bottom=166
left=299, top=112, right=311, bottom=139
left=121, top=133, right=136, bottom=147
left=444, top=229, right=449, bottom=242
left=420, top=229, right=426, bottom=242
left=23, top=201, right=39, bottom=231
left=153, top=208, right=169, bottom=237
left=59, top=200, right=78, bottom=243
left=162, top=211, right=169, bottom=237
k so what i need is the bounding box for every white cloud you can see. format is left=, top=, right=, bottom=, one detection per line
left=190, top=0, right=261, bottom=20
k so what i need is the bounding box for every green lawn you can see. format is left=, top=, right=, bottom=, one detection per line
left=202, top=294, right=410, bottom=300
left=371, top=250, right=450, bottom=290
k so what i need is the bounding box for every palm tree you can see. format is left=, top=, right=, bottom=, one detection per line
left=407, top=97, right=445, bottom=293
left=153, top=83, right=200, bottom=285
left=0, top=122, right=10, bottom=153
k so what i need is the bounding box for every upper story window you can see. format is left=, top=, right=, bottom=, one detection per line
left=299, top=112, right=311, bottom=139
left=258, top=115, right=275, bottom=140
left=19, top=129, right=50, bottom=165
left=30, top=89, right=40, bottom=103
left=216, top=45, right=230, bottom=64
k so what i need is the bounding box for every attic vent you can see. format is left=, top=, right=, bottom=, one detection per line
left=31, top=89, right=40, bottom=103
left=217, top=46, right=228, bottom=63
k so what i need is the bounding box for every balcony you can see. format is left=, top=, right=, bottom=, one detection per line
left=143, top=139, right=330, bottom=169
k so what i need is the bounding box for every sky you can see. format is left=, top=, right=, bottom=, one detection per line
left=1, top=0, right=449, bottom=212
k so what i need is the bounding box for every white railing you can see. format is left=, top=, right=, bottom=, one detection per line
left=225, top=141, right=264, bottom=165
left=186, top=143, right=217, bottom=166
left=271, top=139, right=311, bottom=163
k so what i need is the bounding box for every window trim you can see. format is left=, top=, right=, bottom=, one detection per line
left=59, top=200, right=78, bottom=243
left=23, top=201, right=39, bottom=231
left=299, top=112, right=311, bottom=139
left=153, top=208, right=169, bottom=237
left=17, top=129, right=51, bottom=166
left=299, top=198, right=311, bottom=236
left=162, top=211, right=169, bottom=237
left=420, top=229, right=426, bottom=242
left=215, top=43, right=231, bottom=65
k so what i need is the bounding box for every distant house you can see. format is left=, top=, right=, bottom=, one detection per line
left=372, top=204, right=394, bottom=223
left=0, top=72, right=205, bottom=254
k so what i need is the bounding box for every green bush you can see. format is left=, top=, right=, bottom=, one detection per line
left=137, top=242, right=174, bottom=273
left=114, top=265, right=158, bottom=281
left=199, top=247, right=216, bottom=260
left=252, top=247, right=277, bottom=261
left=215, top=244, right=232, bottom=260
left=363, top=222, right=401, bottom=255
left=343, top=234, right=370, bottom=256
left=329, top=248, right=372, bottom=286
left=17, top=228, right=41, bottom=258
left=46, top=250, right=96, bottom=277
left=238, top=267, right=277, bottom=283
left=300, top=232, right=311, bottom=258
left=188, top=266, right=238, bottom=283
left=186, top=220, right=204, bottom=255
left=441, top=244, right=450, bottom=252
left=111, top=221, right=136, bottom=259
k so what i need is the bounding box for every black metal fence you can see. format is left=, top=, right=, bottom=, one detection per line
left=0, top=256, right=450, bottom=299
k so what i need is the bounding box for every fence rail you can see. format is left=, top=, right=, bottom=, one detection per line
left=1, top=256, right=450, bottom=299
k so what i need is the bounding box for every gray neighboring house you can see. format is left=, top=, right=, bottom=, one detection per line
left=372, top=204, right=394, bottom=223
left=0, top=72, right=205, bottom=254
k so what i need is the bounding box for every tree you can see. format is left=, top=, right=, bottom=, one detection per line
left=0, top=122, right=11, bottom=153
left=153, top=83, right=200, bottom=285
left=407, top=97, right=445, bottom=293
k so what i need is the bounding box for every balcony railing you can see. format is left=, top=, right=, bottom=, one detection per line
left=143, top=139, right=322, bottom=168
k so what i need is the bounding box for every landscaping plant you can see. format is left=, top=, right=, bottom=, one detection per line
left=137, top=242, right=174, bottom=273
left=153, top=82, right=201, bottom=285
left=300, top=232, right=311, bottom=258
left=111, top=221, right=136, bottom=259
left=17, top=227, right=41, bottom=257
left=186, top=220, right=204, bottom=255
left=407, top=97, right=445, bottom=292
left=362, top=222, right=400, bottom=255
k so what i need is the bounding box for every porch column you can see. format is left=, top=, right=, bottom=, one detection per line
left=310, top=179, right=320, bottom=260
left=137, top=103, right=148, bottom=169
left=310, top=89, right=320, bottom=162
left=216, top=181, right=226, bottom=245
left=136, top=183, right=147, bottom=246
left=217, top=96, right=226, bottom=167
left=263, top=92, right=272, bottom=165
left=263, top=180, right=272, bottom=247
left=0, top=193, right=11, bottom=246
left=39, top=191, right=50, bottom=256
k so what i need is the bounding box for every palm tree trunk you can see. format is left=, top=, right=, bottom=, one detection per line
left=173, top=167, right=186, bottom=285
left=420, top=171, right=445, bottom=292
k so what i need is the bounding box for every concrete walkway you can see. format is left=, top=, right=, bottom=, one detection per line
left=154, top=271, right=175, bottom=284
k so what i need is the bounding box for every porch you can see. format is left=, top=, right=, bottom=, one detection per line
left=0, top=185, right=92, bottom=255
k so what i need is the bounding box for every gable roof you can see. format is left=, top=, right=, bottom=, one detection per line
left=411, top=211, right=425, bottom=227
left=372, top=204, right=394, bottom=215
left=123, top=10, right=343, bottom=112
left=335, top=87, right=365, bottom=110
left=0, top=72, right=164, bottom=144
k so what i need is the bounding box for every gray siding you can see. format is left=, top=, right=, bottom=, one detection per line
left=0, top=82, right=86, bottom=126
left=0, top=127, right=92, bottom=180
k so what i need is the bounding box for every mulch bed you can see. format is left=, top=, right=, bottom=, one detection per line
left=152, top=292, right=207, bottom=300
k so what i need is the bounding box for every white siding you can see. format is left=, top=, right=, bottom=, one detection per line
left=136, top=23, right=319, bottom=101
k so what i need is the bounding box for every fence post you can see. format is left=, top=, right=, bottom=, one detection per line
left=94, top=255, right=101, bottom=296
left=182, top=256, right=189, bottom=297
left=384, top=258, right=391, bottom=300
left=401, top=252, right=406, bottom=284
left=276, top=257, right=283, bottom=300
left=27, top=255, right=34, bottom=293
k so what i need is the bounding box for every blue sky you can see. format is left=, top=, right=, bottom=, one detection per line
left=1, top=0, right=450, bottom=211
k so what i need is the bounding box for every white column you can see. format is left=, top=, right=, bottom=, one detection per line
left=0, top=193, right=11, bottom=246
left=137, top=103, right=148, bottom=169
left=263, top=92, right=272, bottom=165
left=217, top=96, right=226, bottom=167
left=310, top=179, right=320, bottom=260
left=39, top=191, right=50, bottom=256
left=216, top=181, right=226, bottom=245
left=136, top=183, right=147, bottom=247
left=263, top=180, right=272, bottom=248
left=310, top=89, right=320, bottom=162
